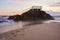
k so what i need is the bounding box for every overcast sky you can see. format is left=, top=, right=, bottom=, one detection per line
left=0, top=0, right=60, bottom=15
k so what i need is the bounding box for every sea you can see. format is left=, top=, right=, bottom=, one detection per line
left=0, top=11, right=60, bottom=25
left=0, top=11, right=60, bottom=40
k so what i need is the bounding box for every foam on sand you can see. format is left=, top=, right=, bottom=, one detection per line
left=43, top=20, right=60, bottom=23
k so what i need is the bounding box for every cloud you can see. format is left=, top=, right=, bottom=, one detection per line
left=12, top=0, right=23, bottom=1
left=49, top=2, right=60, bottom=7
left=56, top=2, right=60, bottom=4
left=11, top=0, right=30, bottom=2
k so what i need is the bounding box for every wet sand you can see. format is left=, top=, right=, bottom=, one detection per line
left=0, top=22, right=60, bottom=40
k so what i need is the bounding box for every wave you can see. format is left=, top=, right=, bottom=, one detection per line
left=0, top=12, right=60, bottom=25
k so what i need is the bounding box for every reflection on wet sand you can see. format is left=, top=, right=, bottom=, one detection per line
left=0, top=21, right=60, bottom=40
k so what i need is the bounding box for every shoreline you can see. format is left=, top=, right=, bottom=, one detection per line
left=0, top=20, right=60, bottom=33
left=0, top=22, right=60, bottom=40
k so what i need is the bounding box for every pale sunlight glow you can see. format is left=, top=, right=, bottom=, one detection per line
left=42, top=6, right=51, bottom=11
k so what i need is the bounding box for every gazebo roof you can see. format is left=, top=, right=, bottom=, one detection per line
left=32, top=6, right=42, bottom=10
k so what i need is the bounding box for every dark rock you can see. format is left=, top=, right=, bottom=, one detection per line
left=8, top=7, right=54, bottom=22
left=21, top=9, right=54, bottom=21
left=8, top=16, right=15, bottom=20
left=8, top=14, right=22, bottom=22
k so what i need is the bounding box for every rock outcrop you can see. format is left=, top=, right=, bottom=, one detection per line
left=8, top=8, right=54, bottom=21
left=8, top=14, right=22, bottom=21
left=21, top=9, right=54, bottom=21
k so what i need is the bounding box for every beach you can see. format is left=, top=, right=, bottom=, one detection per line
left=0, top=21, right=60, bottom=40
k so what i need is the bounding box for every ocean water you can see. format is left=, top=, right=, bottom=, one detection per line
left=46, top=11, right=60, bottom=20
left=0, top=11, right=60, bottom=33
left=0, top=12, right=60, bottom=40
left=0, top=11, right=60, bottom=25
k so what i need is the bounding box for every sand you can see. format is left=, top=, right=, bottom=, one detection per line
left=0, top=22, right=60, bottom=40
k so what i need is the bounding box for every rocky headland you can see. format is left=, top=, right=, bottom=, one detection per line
left=8, top=7, right=54, bottom=22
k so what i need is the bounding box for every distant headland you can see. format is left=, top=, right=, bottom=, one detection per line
left=8, top=6, right=54, bottom=22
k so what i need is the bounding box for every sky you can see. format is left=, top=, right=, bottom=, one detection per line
left=0, top=0, right=60, bottom=15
